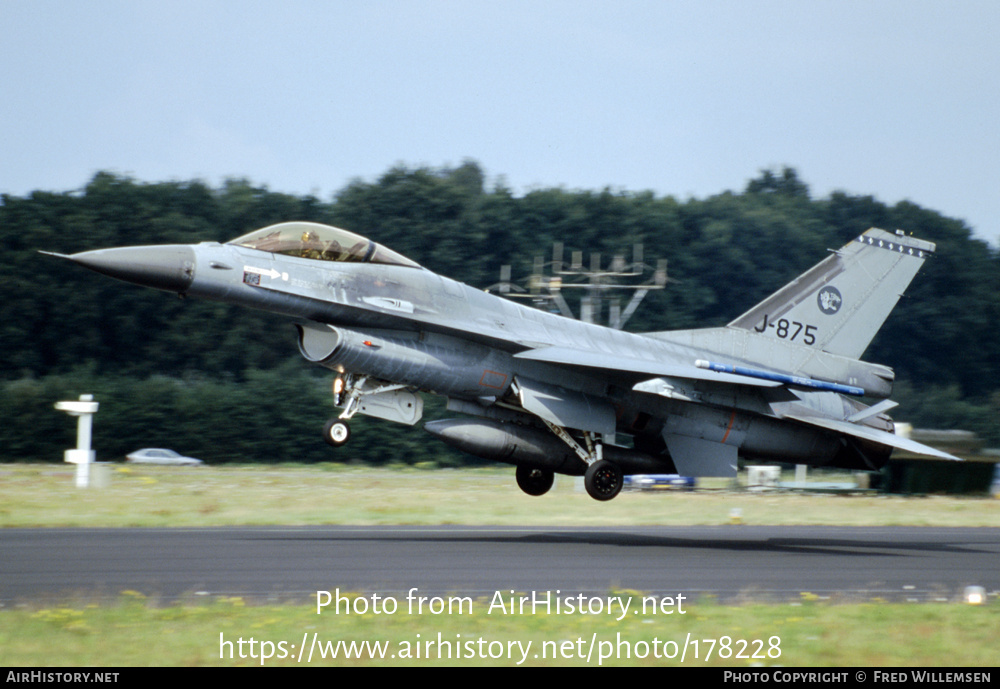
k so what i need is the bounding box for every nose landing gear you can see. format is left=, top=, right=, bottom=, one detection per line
left=323, top=418, right=351, bottom=447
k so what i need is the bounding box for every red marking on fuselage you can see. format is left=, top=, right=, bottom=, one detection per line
left=479, top=370, right=508, bottom=389
left=721, top=410, right=737, bottom=444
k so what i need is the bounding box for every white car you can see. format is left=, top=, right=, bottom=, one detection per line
left=126, top=448, right=204, bottom=466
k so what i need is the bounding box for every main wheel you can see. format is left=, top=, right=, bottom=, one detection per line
left=323, top=418, right=351, bottom=447
left=515, top=466, right=555, bottom=496
left=584, top=460, right=623, bottom=501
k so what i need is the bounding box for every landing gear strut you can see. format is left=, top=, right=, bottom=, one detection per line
left=515, top=466, right=554, bottom=496
left=321, top=373, right=365, bottom=448
left=533, top=415, right=623, bottom=502
left=324, top=373, right=418, bottom=448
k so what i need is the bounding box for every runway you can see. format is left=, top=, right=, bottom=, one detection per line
left=2, top=526, right=998, bottom=604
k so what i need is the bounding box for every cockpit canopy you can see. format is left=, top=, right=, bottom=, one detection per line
left=228, top=222, right=421, bottom=269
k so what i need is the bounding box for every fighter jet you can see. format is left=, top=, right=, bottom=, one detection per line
left=47, top=222, right=958, bottom=500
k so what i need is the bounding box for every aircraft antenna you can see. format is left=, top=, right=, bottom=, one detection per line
left=491, top=242, right=669, bottom=328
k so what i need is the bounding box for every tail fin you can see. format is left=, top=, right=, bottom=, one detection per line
left=727, top=228, right=934, bottom=359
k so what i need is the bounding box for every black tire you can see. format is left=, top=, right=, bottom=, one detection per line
left=515, top=466, right=555, bottom=496
left=323, top=419, right=351, bottom=447
left=584, top=460, right=623, bottom=501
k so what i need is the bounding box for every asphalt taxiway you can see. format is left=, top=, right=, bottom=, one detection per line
left=2, top=525, right=998, bottom=604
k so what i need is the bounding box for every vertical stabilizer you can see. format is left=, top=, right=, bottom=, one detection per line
left=727, top=229, right=934, bottom=360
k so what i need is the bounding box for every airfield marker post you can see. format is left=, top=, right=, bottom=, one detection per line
left=55, top=394, right=100, bottom=488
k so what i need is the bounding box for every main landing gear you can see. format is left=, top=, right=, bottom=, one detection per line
left=539, top=419, right=624, bottom=501
left=512, top=460, right=623, bottom=500
left=520, top=416, right=625, bottom=501
left=584, top=460, right=623, bottom=501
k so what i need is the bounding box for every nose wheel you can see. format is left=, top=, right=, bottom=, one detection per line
left=323, top=418, right=351, bottom=447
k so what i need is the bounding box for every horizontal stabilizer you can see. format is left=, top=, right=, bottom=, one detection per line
left=514, top=346, right=780, bottom=389
left=845, top=399, right=898, bottom=423
left=783, top=413, right=961, bottom=461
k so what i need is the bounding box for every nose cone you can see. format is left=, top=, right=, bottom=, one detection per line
left=64, top=245, right=196, bottom=293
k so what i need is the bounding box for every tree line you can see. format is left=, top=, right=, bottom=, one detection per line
left=2, top=163, right=998, bottom=462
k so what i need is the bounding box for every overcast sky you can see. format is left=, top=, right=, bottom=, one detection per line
left=3, top=1, right=998, bottom=244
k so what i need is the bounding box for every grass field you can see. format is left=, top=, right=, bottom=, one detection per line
left=2, top=594, right=998, bottom=667
left=2, top=462, right=998, bottom=667
left=2, top=462, right=999, bottom=528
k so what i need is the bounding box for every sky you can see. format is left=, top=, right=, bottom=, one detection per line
left=3, top=1, right=998, bottom=244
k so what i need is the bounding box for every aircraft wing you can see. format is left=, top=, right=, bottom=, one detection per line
left=782, top=413, right=961, bottom=461
left=513, top=346, right=782, bottom=388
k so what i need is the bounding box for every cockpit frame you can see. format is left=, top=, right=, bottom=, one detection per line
left=229, top=222, right=421, bottom=269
